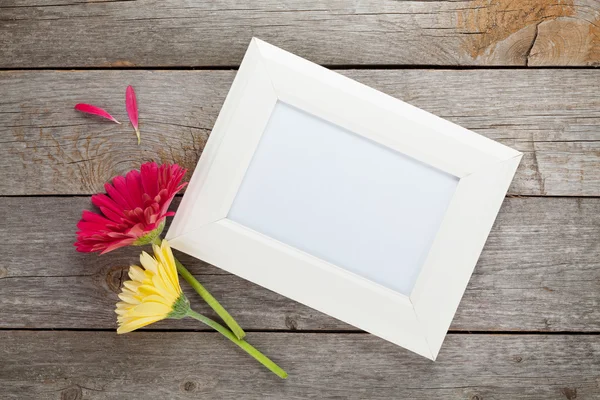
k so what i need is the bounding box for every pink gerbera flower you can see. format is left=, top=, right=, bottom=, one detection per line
left=75, top=162, right=187, bottom=254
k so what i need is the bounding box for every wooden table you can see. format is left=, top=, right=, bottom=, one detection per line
left=1, top=1, right=599, bottom=399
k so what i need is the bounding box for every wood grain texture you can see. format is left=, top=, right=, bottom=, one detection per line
left=1, top=331, right=599, bottom=399
left=1, top=196, right=598, bottom=332
left=529, top=16, right=600, bottom=66
left=2, top=0, right=598, bottom=396
left=1, top=69, right=599, bottom=196
left=1, top=0, right=599, bottom=67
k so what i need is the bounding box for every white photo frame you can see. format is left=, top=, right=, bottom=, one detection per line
left=166, top=38, right=522, bottom=360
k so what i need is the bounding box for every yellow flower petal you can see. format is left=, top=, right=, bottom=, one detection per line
left=117, top=316, right=164, bottom=334
left=151, top=273, right=175, bottom=302
left=158, top=240, right=180, bottom=289
left=142, top=294, right=170, bottom=303
left=128, top=302, right=172, bottom=317
left=140, top=251, right=159, bottom=274
left=123, top=281, right=142, bottom=292
left=128, top=265, right=146, bottom=282
left=137, top=284, right=164, bottom=298
left=118, top=292, right=141, bottom=305
left=156, top=259, right=179, bottom=296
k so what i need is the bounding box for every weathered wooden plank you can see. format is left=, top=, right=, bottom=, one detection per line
left=1, top=196, right=598, bottom=332
left=1, top=0, right=599, bottom=67
left=1, top=70, right=599, bottom=196
left=1, top=331, right=598, bottom=399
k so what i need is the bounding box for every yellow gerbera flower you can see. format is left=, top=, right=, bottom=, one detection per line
left=116, top=240, right=189, bottom=333
left=115, top=239, right=287, bottom=379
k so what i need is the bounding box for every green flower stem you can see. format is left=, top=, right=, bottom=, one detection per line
left=174, top=256, right=246, bottom=340
left=186, top=308, right=288, bottom=379
left=150, top=236, right=246, bottom=340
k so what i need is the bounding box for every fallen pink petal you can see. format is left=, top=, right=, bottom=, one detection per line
left=74, top=103, right=121, bottom=124
left=126, top=85, right=141, bottom=144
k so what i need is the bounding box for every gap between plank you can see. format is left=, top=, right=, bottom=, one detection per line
left=0, top=328, right=598, bottom=335
left=1, top=65, right=600, bottom=72
left=1, top=194, right=599, bottom=199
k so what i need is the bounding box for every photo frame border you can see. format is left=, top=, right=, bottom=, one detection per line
left=167, top=38, right=522, bottom=360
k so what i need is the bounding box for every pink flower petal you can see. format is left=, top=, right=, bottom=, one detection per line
left=100, top=239, right=136, bottom=254
left=125, top=170, right=144, bottom=206
left=125, top=85, right=140, bottom=144
left=112, top=175, right=135, bottom=209
left=104, top=182, right=130, bottom=210
left=140, top=162, right=159, bottom=197
left=74, top=104, right=120, bottom=124
left=91, top=193, right=122, bottom=215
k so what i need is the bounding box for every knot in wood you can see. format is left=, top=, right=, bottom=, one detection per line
left=182, top=381, right=197, bottom=392
left=285, top=315, right=298, bottom=330
left=105, top=265, right=129, bottom=293
left=561, top=387, right=578, bottom=399
left=61, top=385, right=82, bottom=400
